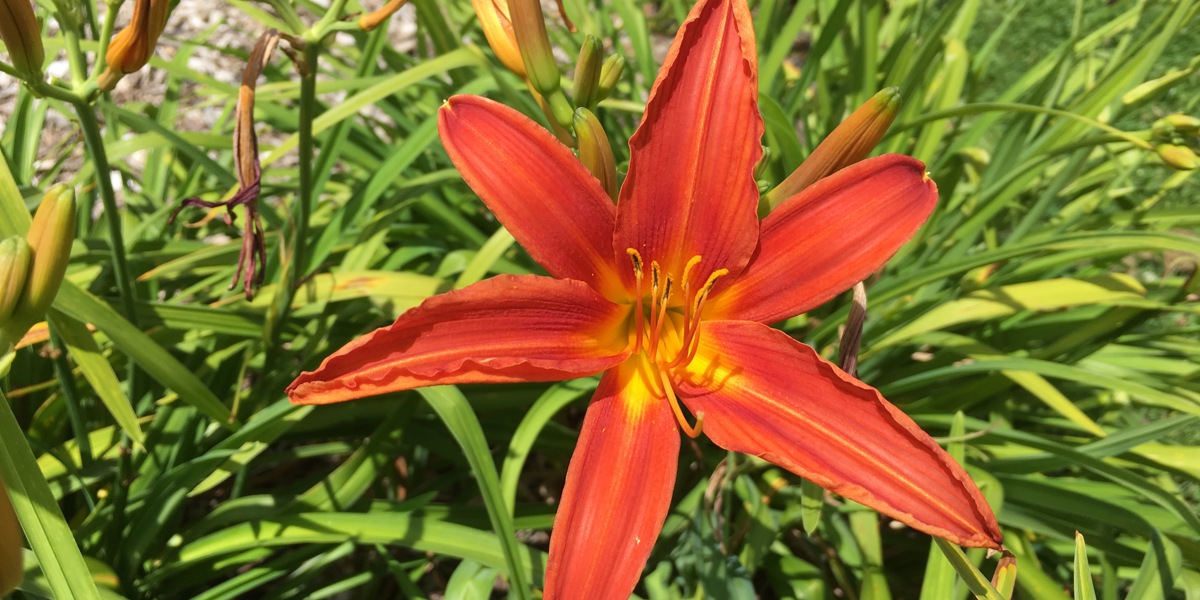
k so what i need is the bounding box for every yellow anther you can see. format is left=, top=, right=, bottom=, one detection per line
left=626, top=248, right=643, bottom=274
left=626, top=248, right=645, bottom=352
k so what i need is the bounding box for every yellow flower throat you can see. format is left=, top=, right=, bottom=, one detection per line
left=625, top=248, right=727, bottom=437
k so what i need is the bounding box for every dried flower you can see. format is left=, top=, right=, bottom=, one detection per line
left=170, top=31, right=281, bottom=300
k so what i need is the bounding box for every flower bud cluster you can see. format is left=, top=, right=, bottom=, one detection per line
left=1152, top=114, right=1199, bottom=171
left=0, top=185, right=76, bottom=351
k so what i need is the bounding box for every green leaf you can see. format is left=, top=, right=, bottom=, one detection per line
left=51, top=282, right=236, bottom=427
left=48, top=310, right=145, bottom=446
left=1074, top=532, right=1098, bottom=600
left=418, top=386, right=532, bottom=599
left=0, top=391, right=102, bottom=600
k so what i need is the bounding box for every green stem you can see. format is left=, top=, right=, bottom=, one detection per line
left=93, top=0, right=124, bottom=79
left=58, top=19, right=90, bottom=88
left=73, top=106, right=139, bottom=324
left=294, top=45, right=319, bottom=285
left=266, top=0, right=306, bottom=34
left=312, top=0, right=353, bottom=38
left=266, top=43, right=319, bottom=349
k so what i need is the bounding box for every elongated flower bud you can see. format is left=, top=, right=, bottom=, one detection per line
left=0, top=0, right=44, bottom=78
left=573, top=35, right=602, bottom=109
left=594, top=54, right=624, bottom=103
left=0, top=477, right=20, bottom=597
left=0, top=236, right=31, bottom=327
left=1158, top=144, right=1198, bottom=170
left=1164, top=114, right=1200, bottom=132
left=12, top=185, right=75, bottom=328
left=573, top=107, right=617, bottom=200
left=508, top=0, right=559, bottom=97
left=471, top=0, right=525, bottom=77
left=359, top=0, right=409, bottom=31
left=98, top=0, right=171, bottom=91
left=765, top=87, right=902, bottom=209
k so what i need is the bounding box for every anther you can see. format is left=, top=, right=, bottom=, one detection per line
left=627, top=249, right=645, bottom=351
left=668, top=267, right=729, bottom=368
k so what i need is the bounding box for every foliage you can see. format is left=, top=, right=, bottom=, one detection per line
left=0, top=0, right=1197, bottom=597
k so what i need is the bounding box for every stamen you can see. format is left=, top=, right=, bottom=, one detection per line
left=668, top=267, right=729, bottom=368
left=660, top=368, right=703, bottom=438
left=648, top=276, right=673, bottom=362
left=626, top=248, right=644, bottom=352
left=675, top=255, right=703, bottom=363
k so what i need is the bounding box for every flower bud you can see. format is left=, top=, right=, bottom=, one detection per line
left=573, top=107, right=617, bottom=200
left=13, top=185, right=75, bottom=327
left=1157, top=144, right=1199, bottom=170
left=358, top=0, right=409, bottom=31
left=765, top=87, right=902, bottom=209
left=470, top=0, right=526, bottom=77
left=0, top=477, right=20, bottom=597
left=0, top=0, right=44, bottom=78
left=594, top=54, right=624, bottom=103
left=508, top=0, right=560, bottom=97
left=1152, top=114, right=1200, bottom=139
left=1162, top=114, right=1200, bottom=133
left=0, top=236, right=32, bottom=327
left=572, top=35, right=602, bottom=108
left=98, top=0, right=171, bottom=91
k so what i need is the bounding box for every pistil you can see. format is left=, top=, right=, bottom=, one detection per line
left=660, top=368, right=703, bottom=438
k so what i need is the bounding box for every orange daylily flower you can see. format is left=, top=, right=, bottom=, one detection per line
left=287, top=0, right=1002, bottom=596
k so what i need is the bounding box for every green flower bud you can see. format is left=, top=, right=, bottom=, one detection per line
left=1163, top=114, right=1200, bottom=132
left=12, top=185, right=75, bottom=328
left=0, top=0, right=44, bottom=78
left=509, top=0, right=560, bottom=97
left=0, top=236, right=31, bottom=327
left=573, top=35, right=603, bottom=109
left=573, top=107, right=617, bottom=200
left=594, top=54, right=624, bottom=103
left=1157, top=144, right=1199, bottom=170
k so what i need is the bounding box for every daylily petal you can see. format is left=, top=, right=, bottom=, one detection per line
left=545, top=357, right=679, bottom=600
left=287, top=275, right=630, bottom=405
left=612, top=0, right=762, bottom=290
left=439, top=96, right=621, bottom=295
left=710, top=155, right=937, bottom=324
left=676, top=320, right=1003, bottom=549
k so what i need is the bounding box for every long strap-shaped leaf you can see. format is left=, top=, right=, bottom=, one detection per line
left=52, top=281, right=236, bottom=427
left=418, top=386, right=533, bottom=599
left=0, top=390, right=102, bottom=599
